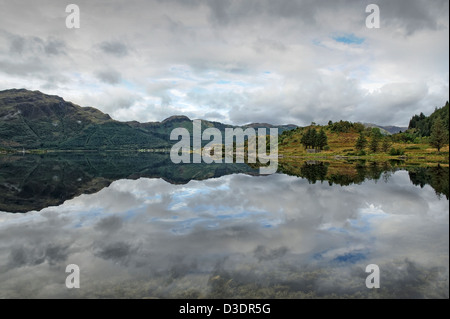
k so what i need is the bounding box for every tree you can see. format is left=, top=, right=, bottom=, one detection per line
left=381, top=137, right=392, bottom=153
left=309, top=128, right=317, bottom=149
left=316, top=129, right=328, bottom=150
left=300, top=129, right=311, bottom=149
left=300, top=127, right=317, bottom=148
left=371, top=127, right=383, bottom=139
left=369, top=136, right=380, bottom=153
left=430, top=118, right=449, bottom=152
left=301, top=127, right=328, bottom=150
left=355, top=132, right=367, bottom=151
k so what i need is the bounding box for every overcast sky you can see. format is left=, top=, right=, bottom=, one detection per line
left=0, top=0, right=448, bottom=126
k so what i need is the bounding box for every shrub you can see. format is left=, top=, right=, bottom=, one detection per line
left=389, top=148, right=405, bottom=156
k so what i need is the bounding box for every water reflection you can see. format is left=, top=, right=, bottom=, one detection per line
left=1, top=153, right=448, bottom=213
left=0, top=153, right=259, bottom=213
left=0, top=157, right=448, bottom=298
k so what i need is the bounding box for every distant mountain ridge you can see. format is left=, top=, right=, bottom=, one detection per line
left=362, top=123, right=408, bottom=135
left=0, top=89, right=169, bottom=150
left=3, top=89, right=435, bottom=151
left=0, top=89, right=296, bottom=150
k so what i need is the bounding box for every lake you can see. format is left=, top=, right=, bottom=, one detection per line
left=0, top=153, right=448, bottom=298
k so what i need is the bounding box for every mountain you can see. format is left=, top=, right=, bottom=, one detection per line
left=0, top=89, right=296, bottom=151
left=242, top=122, right=298, bottom=133
left=362, top=123, right=408, bottom=135
left=408, top=101, right=449, bottom=136
left=0, top=89, right=170, bottom=150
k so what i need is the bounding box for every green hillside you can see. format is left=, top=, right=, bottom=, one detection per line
left=0, top=89, right=170, bottom=150
left=0, top=89, right=296, bottom=152
left=278, top=119, right=449, bottom=163
left=408, top=101, right=449, bottom=136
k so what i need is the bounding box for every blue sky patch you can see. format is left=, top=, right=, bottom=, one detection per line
left=333, top=33, right=365, bottom=45
left=216, top=80, right=231, bottom=85
left=333, top=252, right=366, bottom=264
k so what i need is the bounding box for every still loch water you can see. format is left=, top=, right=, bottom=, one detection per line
left=0, top=154, right=448, bottom=298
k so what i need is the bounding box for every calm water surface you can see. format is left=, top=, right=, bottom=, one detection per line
left=0, top=154, right=448, bottom=298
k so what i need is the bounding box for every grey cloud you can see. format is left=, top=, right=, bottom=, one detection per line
left=0, top=0, right=448, bottom=125
left=9, top=35, right=25, bottom=54
left=146, top=82, right=176, bottom=108
left=95, top=215, right=123, bottom=233
left=8, top=244, right=69, bottom=268
left=98, top=41, right=129, bottom=57
left=375, top=0, right=449, bottom=35
left=0, top=33, right=68, bottom=84
left=40, top=75, right=70, bottom=91
left=187, top=90, right=248, bottom=115
left=192, top=61, right=250, bottom=75
left=75, top=88, right=144, bottom=115
left=0, top=58, right=48, bottom=77
left=44, top=38, right=66, bottom=56
left=94, top=241, right=139, bottom=265
left=252, top=37, right=287, bottom=53
left=204, top=0, right=447, bottom=35
left=204, top=111, right=225, bottom=121
left=205, top=0, right=314, bottom=26
left=96, top=69, right=122, bottom=85
left=6, top=33, right=66, bottom=56
left=254, top=245, right=288, bottom=262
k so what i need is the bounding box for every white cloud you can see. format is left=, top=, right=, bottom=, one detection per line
left=0, top=0, right=448, bottom=126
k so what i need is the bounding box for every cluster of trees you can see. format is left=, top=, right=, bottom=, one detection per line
left=354, top=129, right=395, bottom=154
left=356, top=118, right=449, bottom=153
left=406, top=101, right=449, bottom=151
left=300, top=127, right=328, bottom=150
left=408, top=102, right=449, bottom=137
left=390, top=131, right=417, bottom=143
left=328, top=120, right=365, bottom=133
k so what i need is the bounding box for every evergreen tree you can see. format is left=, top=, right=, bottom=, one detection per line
left=316, top=129, right=328, bottom=150
left=408, top=102, right=449, bottom=137
left=430, top=118, right=449, bottom=152
left=301, top=128, right=314, bottom=149
left=355, top=132, right=367, bottom=151
left=369, top=136, right=380, bottom=153
left=300, top=129, right=310, bottom=149
left=310, top=128, right=317, bottom=149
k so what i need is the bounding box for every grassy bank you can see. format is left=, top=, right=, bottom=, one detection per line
left=278, top=128, right=449, bottom=164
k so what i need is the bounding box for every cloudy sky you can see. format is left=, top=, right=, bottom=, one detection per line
left=0, top=0, right=448, bottom=126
